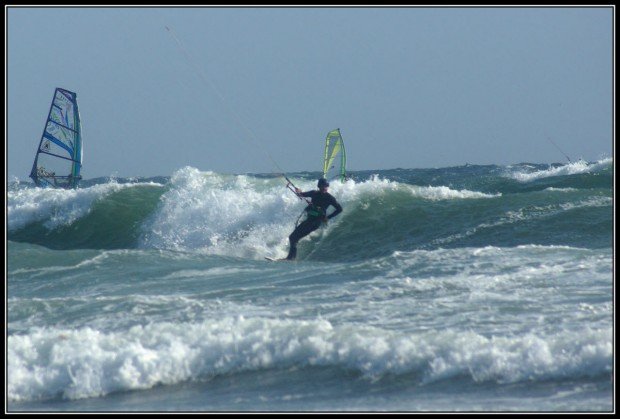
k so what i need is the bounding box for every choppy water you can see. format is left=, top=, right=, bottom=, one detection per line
left=7, top=159, right=614, bottom=412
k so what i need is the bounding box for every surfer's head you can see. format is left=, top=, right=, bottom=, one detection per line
left=317, top=178, right=329, bottom=190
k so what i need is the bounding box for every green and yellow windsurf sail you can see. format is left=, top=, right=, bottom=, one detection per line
left=322, top=128, right=346, bottom=182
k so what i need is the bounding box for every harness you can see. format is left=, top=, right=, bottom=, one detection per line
left=305, top=204, right=325, bottom=218
left=294, top=204, right=325, bottom=227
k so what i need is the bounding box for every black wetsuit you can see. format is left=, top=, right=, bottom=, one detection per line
left=286, top=190, right=342, bottom=260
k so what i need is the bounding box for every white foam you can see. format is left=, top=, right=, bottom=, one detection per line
left=335, top=174, right=498, bottom=201
left=7, top=317, right=612, bottom=402
left=369, top=246, right=610, bottom=322
left=138, top=169, right=500, bottom=257
left=138, top=167, right=301, bottom=258
left=407, top=185, right=500, bottom=200
left=7, top=181, right=163, bottom=232
left=508, top=158, right=612, bottom=182
left=387, top=245, right=609, bottom=282
left=544, top=187, right=578, bottom=192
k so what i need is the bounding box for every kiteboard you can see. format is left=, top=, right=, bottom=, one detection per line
left=265, top=257, right=289, bottom=262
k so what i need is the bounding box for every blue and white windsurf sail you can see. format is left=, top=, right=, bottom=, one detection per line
left=322, top=128, right=346, bottom=182
left=30, top=88, right=83, bottom=188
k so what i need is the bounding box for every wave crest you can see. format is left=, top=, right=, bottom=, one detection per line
left=8, top=318, right=612, bottom=402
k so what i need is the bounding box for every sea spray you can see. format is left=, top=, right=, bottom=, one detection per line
left=8, top=160, right=613, bottom=411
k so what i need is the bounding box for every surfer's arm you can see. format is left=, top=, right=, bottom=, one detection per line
left=327, top=200, right=342, bottom=220
left=297, top=190, right=315, bottom=198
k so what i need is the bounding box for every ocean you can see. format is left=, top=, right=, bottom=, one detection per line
left=6, top=159, right=614, bottom=412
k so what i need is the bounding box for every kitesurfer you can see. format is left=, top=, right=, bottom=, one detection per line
left=286, top=178, right=342, bottom=260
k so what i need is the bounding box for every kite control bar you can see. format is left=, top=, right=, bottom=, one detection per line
left=284, top=176, right=311, bottom=205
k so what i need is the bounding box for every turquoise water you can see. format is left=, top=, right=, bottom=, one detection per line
left=7, top=159, right=614, bottom=412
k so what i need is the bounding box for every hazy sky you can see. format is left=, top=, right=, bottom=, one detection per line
left=6, top=6, right=614, bottom=179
